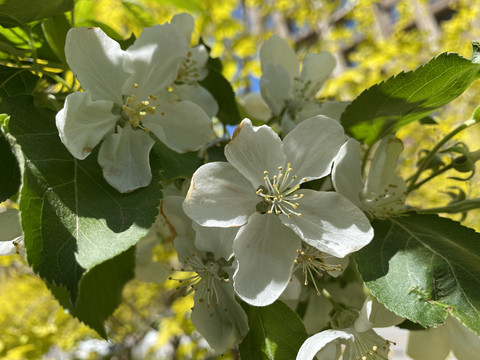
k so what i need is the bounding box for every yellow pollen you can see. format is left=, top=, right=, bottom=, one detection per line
left=264, top=171, right=269, bottom=175
left=133, top=83, right=139, bottom=88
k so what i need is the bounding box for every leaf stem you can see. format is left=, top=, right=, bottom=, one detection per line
left=407, top=118, right=478, bottom=193
left=321, top=288, right=343, bottom=312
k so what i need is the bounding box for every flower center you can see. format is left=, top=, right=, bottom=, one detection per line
left=350, top=330, right=394, bottom=360
left=293, top=244, right=343, bottom=295
left=169, top=252, right=230, bottom=308
left=177, top=51, right=202, bottom=83
left=121, top=83, right=159, bottom=132
left=256, top=163, right=305, bottom=218
left=361, top=184, right=406, bottom=219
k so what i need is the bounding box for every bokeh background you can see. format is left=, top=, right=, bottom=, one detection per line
left=1, top=0, right=480, bottom=358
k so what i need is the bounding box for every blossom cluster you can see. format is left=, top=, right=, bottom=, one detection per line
left=51, top=12, right=415, bottom=359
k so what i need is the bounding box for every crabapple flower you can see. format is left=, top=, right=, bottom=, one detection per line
left=162, top=196, right=249, bottom=354
left=297, top=296, right=403, bottom=360
left=183, top=117, right=373, bottom=306
left=56, top=19, right=213, bottom=193
left=170, top=13, right=218, bottom=118
left=407, top=316, right=480, bottom=360
left=0, top=209, right=24, bottom=255
left=260, top=35, right=347, bottom=132
left=332, top=136, right=407, bottom=218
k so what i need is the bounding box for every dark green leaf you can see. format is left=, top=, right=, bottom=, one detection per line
left=341, top=53, right=480, bottom=145
left=153, top=140, right=202, bottom=180
left=355, top=214, right=480, bottom=335
left=0, top=0, right=74, bottom=27
left=48, top=246, right=135, bottom=338
left=2, top=95, right=162, bottom=302
left=200, top=60, right=241, bottom=126
left=239, top=300, right=308, bottom=360
left=41, top=14, right=70, bottom=64
left=0, top=65, right=37, bottom=99
left=0, top=129, right=20, bottom=201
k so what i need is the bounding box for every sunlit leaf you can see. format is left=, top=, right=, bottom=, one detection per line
left=341, top=53, right=480, bottom=145
left=2, top=95, right=162, bottom=302
left=355, top=214, right=480, bottom=336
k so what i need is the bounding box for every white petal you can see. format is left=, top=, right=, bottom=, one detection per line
left=187, top=45, right=209, bottom=80
left=56, top=91, right=118, bottom=160
left=191, top=280, right=249, bottom=354
left=283, top=116, right=345, bottom=182
left=233, top=213, right=300, bottom=306
left=365, top=135, right=404, bottom=194
left=170, top=13, right=194, bottom=44
left=332, top=138, right=364, bottom=208
left=260, top=63, right=292, bottom=116
left=280, top=274, right=302, bottom=301
left=296, top=329, right=353, bottom=360
left=172, top=83, right=218, bottom=118
left=98, top=125, right=154, bottom=193
left=316, top=101, right=349, bottom=121
left=280, top=190, right=373, bottom=258
left=183, top=162, right=258, bottom=227
left=260, top=35, right=299, bottom=80
left=65, top=27, right=127, bottom=103
left=142, top=100, right=213, bottom=153
left=122, top=24, right=187, bottom=98
left=407, top=325, right=450, bottom=360
left=354, top=296, right=404, bottom=332
left=162, top=196, right=196, bottom=261
left=0, top=209, right=22, bottom=242
left=243, top=92, right=272, bottom=121
left=0, top=241, right=17, bottom=255
left=192, top=222, right=237, bottom=261
left=298, top=52, right=336, bottom=100
left=225, top=119, right=286, bottom=187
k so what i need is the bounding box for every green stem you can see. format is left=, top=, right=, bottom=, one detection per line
left=407, top=118, right=478, bottom=192
left=408, top=164, right=453, bottom=192
left=321, top=288, right=343, bottom=312
left=24, top=24, right=38, bottom=66
left=416, top=199, right=480, bottom=214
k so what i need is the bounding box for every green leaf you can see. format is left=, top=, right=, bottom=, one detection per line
left=122, top=0, right=155, bottom=27
left=0, top=130, right=20, bottom=201
left=341, top=53, right=480, bottom=145
left=49, top=246, right=136, bottom=338
left=153, top=140, right=202, bottom=180
left=200, top=58, right=241, bottom=126
left=0, top=65, right=38, bottom=99
left=355, top=214, right=480, bottom=335
left=41, top=14, right=70, bottom=64
left=144, top=0, right=205, bottom=13
left=2, top=95, right=162, bottom=302
left=0, top=0, right=74, bottom=27
left=239, top=300, right=308, bottom=360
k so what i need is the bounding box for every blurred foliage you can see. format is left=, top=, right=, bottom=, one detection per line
left=1, top=0, right=480, bottom=358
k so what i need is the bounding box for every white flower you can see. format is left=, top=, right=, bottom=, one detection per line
left=332, top=136, right=407, bottom=218
left=183, top=117, right=373, bottom=306
left=259, top=35, right=347, bottom=132
left=0, top=209, right=24, bottom=255
left=162, top=196, right=249, bottom=354
left=56, top=19, right=213, bottom=193
left=407, top=316, right=480, bottom=360
left=297, top=296, right=403, bottom=360
left=170, top=13, right=219, bottom=118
